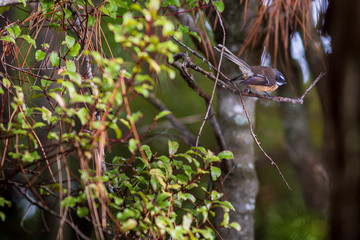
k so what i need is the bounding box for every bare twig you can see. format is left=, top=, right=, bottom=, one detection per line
left=229, top=81, right=293, bottom=189
left=175, top=52, right=326, bottom=104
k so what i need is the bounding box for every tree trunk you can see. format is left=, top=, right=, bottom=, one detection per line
left=322, top=1, right=360, bottom=239
left=213, top=1, right=262, bottom=239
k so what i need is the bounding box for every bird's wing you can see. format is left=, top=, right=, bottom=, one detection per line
left=234, top=74, right=273, bottom=86
left=214, top=44, right=254, bottom=78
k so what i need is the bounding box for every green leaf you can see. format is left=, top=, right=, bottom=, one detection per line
left=35, top=50, right=46, bottom=61
left=218, top=150, right=234, bottom=160
left=134, top=85, right=149, bottom=97
left=2, top=78, right=11, bottom=88
left=222, top=211, right=229, bottom=226
left=18, top=0, right=26, bottom=7
left=229, top=222, right=241, bottom=231
left=213, top=1, right=224, bottom=12
left=162, top=0, right=180, bottom=7
left=8, top=24, right=21, bottom=38
left=109, top=122, right=122, bottom=139
left=50, top=52, right=60, bottom=66
left=155, top=110, right=171, bottom=120
left=62, top=196, right=76, bottom=208
left=113, top=196, right=123, bottom=206
left=210, top=166, right=221, bottom=181
left=128, top=138, right=137, bottom=154
left=76, top=206, right=89, bottom=218
left=31, top=85, right=43, bottom=91
left=76, top=108, right=88, bottom=125
left=121, top=219, right=137, bottom=232
left=116, top=209, right=136, bottom=221
left=66, top=60, right=76, bottom=72
left=219, top=200, right=235, bottom=211
left=188, top=31, right=201, bottom=43
left=69, top=42, right=81, bottom=57
left=41, top=77, right=52, bottom=88
left=33, top=122, right=46, bottom=129
left=19, top=35, right=36, bottom=48
left=141, top=145, right=152, bottom=160
left=22, top=150, right=41, bottom=162
left=63, top=35, right=75, bottom=48
left=155, top=192, right=171, bottom=208
left=0, top=212, right=5, bottom=222
left=0, top=35, right=15, bottom=44
left=168, top=140, right=179, bottom=156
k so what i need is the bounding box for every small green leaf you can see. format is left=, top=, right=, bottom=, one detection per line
left=0, top=212, right=5, bottom=222
left=213, top=1, right=224, bottom=12
left=219, top=200, right=235, bottom=211
left=116, top=209, right=136, bottom=221
left=8, top=24, right=21, bottom=38
left=155, top=110, right=171, bottom=120
left=77, top=108, right=88, bottom=125
left=19, top=35, right=36, bottom=48
left=162, top=0, right=180, bottom=7
left=141, top=145, right=152, bottom=160
left=76, top=206, right=89, bottom=218
left=121, top=218, right=137, bottom=232
left=35, top=50, right=46, bottom=61
left=62, top=196, right=76, bottom=208
left=33, top=122, right=46, bottom=129
left=31, top=85, right=43, bottom=91
left=69, top=42, right=80, bottom=57
left=41, top=77, right=52, bottom=88
left=128, top=138, right=137, bottom=154
left=229, top=222, right=241, bottom=231
left=2, top=78, right=11, bottom=88
left=188, top=31, right=201, bottom=43
left=168, top=140, right=179, bottom=156
left=18, top=0, right=26, bottom=7
left=63, top=35, right=75, bottom=48
left=155, top=192, right=171, bottom=208
left=218, top=150, right=234, bottom=159
left=113, top=196, right=123, bottom=206
left=210, top=166, right=221, bottom=181
left=0, top=35, right=15, bottom=44
left=50, top=52, right=60, bottom=67
left=66, top=60, right=76, bottom=72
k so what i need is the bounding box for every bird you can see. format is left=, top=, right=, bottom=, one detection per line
left=214, top=44, right=286, bottom=94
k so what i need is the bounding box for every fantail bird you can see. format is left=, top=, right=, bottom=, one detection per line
left=214, top=44, right=286, bottom=94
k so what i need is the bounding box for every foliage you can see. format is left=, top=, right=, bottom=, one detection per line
left=0, top=0, right=237, bottom=239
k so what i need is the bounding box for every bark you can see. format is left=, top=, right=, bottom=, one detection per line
left=213, top=1, right=262, bottom=239
left=322, top=1, right=360, bottom=239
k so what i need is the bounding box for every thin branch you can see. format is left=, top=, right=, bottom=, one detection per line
left=232, top=80, right=292, bottom=189
left=174, top=51, right=326, bottom=104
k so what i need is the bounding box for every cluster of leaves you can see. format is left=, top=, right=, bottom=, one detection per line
left=0, top=0, right=238, bottom=239
left=63, top=141, right=238, bottom=239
